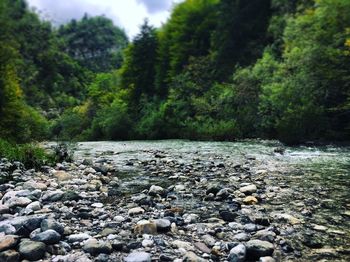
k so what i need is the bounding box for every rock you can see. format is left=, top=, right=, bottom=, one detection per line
left=62, top=191, right=81, bottom=201
left=243, top=196, right=258, bottom=205
left=134, top=220, right=157, bottom=235
left=219, top=210, right=237, bottom=222
left=233, top=232, right=250, bottom=241
left=10, top=216, right=45, bottom=236
left=172, top=240, right=194, bottom=250
left=216, top=188, right=231, bottom=200
left=155, top=219, right=171, bottom=232
left=42, top=190, right=64, bottom=202
left=0, top=205, right=10, bottom=215
left=31, top=229, right=61, bottom=244
left=18, top=240, right=46, bottom=261
left=246, top=240, right=274, bottom=260
left=114, top=215, right=126, bottom=223
left=100, top=228, right=118, bottom=237
left=254, top=230, right=276, bottom=242
left=206, top=184, right=221, bottom=195
left=272, top=213, right=301, bottom=225
left=303, top=235, right=324, bottom=248
left=194, top=242, right=211, bottom=254
left=0, top=235, right=19, bottom=252
left=183, top=213, right=200, bottom=224
left=148, top=185, right=165, bottom=196
left=22, top=181, right=47, bottom=190
left=41, top=219, right=65, bottom=235
left=83, top=167, right=96, bottom=175
left=174, top=184, right=186, bottom=192
left=5, top=197, right=32, bottom=208
left=202, top=234, right=216, bottom=247
left=142, top=239, right=154, bottom=248
left=83, top=239, right=112, bottom=256
left=67, top=233, right=91, bottom=243
left=124, top=252, right=152, bottom=262
left=128, top=207, right=145, bottom=216
left=91, top=203, right=104, bottom=208
left=0, top=224, right=16, bottom=235
left=53, top=171, right=71, bottom=181
left=26, top=201, right=41, bottom=211
left=52, top=252, right=92, bottom=262
left=239, top=184, right=257, bottom=195
left=313, top=225, right=327, bottom=232
left=259, top=256, right=276, bottom=262
left=228, top=244, right=246, bottom=262
left=183, top=251, right=206, bottom=262
left=0, top=249, right=20, bottom=262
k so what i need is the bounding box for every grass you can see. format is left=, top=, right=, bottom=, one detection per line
left=0, top=138, right=55, bottom=169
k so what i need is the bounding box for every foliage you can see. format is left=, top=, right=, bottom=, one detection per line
left=59, top=14, right=128, bottom=72
left=156, top=0, right=219, bottom=91
left=1, top=0, right=349, bottom=145
left=0, top=139, right=54, bottom=169
left=120, top=20, right=158, bottom=102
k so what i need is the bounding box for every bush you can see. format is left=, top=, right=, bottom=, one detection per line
left=0, top=139, right=55, bottom=169
left=185, top=117, right=238, bottom=141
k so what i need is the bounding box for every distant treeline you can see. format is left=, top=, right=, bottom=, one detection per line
left=0, top=0, right=349, bottom=144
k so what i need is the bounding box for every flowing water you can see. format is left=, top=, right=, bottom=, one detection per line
left=74, top=140, right=350, bottom=260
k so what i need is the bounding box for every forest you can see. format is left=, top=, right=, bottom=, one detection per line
left=0, top=0, right=349, bottom=145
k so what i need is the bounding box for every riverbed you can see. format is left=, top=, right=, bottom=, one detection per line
left=74, top=139, right=350, bottom=261
left=1, top=139, right=349, bottom=261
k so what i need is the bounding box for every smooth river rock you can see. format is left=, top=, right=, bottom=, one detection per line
left=124, top=252, right=152, bottom=262
left=246, top=240, right=274, bottom=260
left=19, top=240, right=46, bottom=261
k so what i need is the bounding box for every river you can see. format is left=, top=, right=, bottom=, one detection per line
left=73, top=139, right=350, bottom=261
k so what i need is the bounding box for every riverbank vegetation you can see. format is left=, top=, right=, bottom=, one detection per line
left=0, top=0, right=349, bottom=145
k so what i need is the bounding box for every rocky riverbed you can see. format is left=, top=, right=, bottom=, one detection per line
left=0, top=140, right=349, bottom=261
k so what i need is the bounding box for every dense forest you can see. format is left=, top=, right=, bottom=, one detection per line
left=0, top=0, right=349, bottom=145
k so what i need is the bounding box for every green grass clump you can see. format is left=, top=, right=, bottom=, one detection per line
left=0, top=139, right=55, bottom=169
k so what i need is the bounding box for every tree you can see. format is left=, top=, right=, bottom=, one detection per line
left=120, top=20, right=158, bottom=103
left=156, top=0, right=219, bottom=92
left=59, top=14, right=128, bottom=72
left=211, top=0, right=271, bottom=81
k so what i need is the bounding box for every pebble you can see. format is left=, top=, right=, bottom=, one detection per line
left=41, top=190, right=64, bottom=202
left=239, top=184, right=257, bottom=195
left=148, top=185, right=165, bottom=196
left=246, top=240, right=274, bottom=260
left=0, top=235, right=19, bottom=252
left=124, top=252, right=152, bottom=262
left=155, top=219, right=171, bottom=232
left=243, top=196, right=258, bottom=205
left=41, top=219, right=65, bottom=235
left=128, top=207, right=145, bottom=216
left=31, top=229, right=61, bottom=244
left=228, top=244, right=246, bottom=262
left=134, top=220, right=157, bottom=235
left=0, top=249, right=20, bottom=262
left=83, top=238, right=112, bottom=256
left=18, top=240, right=46, bottom=261
left=67, top=233, right=91, bottom=243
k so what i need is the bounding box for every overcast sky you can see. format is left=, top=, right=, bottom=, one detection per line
left=27, top=0, right=184, bottom=39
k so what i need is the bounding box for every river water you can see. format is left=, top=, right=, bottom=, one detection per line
left=74, top=139, right=350, bottom=260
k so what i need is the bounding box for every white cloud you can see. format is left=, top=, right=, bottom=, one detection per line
left=136, top=0, right=173, bottom=14
left=27, top=0, right=184, bottom=39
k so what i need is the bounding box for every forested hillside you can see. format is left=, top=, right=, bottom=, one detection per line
left=0, top=0, right=349, bottom=144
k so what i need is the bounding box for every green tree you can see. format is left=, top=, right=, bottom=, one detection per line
left=120, top=20, right=158, bottom=103
left=211, top=0, right=271, bottom=81
left=59, top=14, right=128, bottom=72
left=156, top=0, right=219, bottom=92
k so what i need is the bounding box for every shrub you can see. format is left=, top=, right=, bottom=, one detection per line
left=0, top=139, right=55, bottom=169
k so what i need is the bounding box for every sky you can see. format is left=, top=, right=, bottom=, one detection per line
left=27, top=0, right=184, bottom=39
